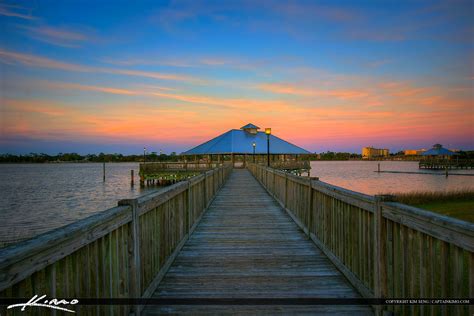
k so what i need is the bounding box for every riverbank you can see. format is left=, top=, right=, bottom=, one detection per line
left=389, top=190, right=474, bottom=223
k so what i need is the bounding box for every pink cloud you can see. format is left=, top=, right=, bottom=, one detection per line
left=259, top=83, right=369, bottom=100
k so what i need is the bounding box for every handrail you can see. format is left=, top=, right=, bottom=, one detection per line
left=0, top=163, right=233, bottom=315
left=247, top=162, right=474, bottom=315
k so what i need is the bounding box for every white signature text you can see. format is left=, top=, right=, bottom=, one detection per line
left=7, top=294, right=79, bottom=313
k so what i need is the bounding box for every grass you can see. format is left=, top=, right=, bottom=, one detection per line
left=388, top=190, right=474, bottom=223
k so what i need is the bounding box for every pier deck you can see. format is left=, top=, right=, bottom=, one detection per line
left=143, top=169, right=372, bottom=315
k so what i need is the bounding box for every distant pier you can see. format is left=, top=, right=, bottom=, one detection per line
left=419, top=159, right=473, bottom=170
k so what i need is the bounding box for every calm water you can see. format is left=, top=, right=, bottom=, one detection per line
left=310, top=161, right=474, bottom=195
left=0, top=161, right=472, bottom=245
left=0, top=163, right=152, bottom=245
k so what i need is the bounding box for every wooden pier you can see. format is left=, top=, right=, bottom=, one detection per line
left=139, top=162, right=222, bottom=186
left=143, top=169, right=371, bottom=314
left=1, top=163, right=473, bottom=315
left=419, top=159, right=474, bottom=170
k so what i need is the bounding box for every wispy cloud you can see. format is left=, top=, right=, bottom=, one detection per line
left=367, top=59, right=393, bottom=68
left=259, top=83, right=369, bottom=100
left=0, top=49, right=88, bottom=72
left=17, top=25, right=89, bottom=47
left=40, top=81, right=138, bottom=95
left=269, top=2, right=361, bottom=23
left=101, top=55, right=265, bottom=73
left=0, top=3, right=35, bottom=20
left=0, top=49, right=205, bottom=83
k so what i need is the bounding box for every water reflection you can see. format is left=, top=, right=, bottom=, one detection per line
left=310, top=161, right=473, bottom=195
left=0, top=163, right=154, bottom=245
left=0, top=161, right=472, bottom=245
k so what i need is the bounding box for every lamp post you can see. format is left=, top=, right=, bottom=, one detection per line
left=143, top=147, right=146, bottom=165
left=252, top=142, right=256, bottom=163
left=265, top=128, right=271, bottom=167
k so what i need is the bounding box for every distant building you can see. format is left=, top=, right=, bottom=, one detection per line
left=362, top=147, right=389, bottom=159
left=404, top=149, right=426, bottom=156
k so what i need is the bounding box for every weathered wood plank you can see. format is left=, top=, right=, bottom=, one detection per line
left=143, top=169, right=372, bottom=315
left=382, top=203, right=474, bottom=252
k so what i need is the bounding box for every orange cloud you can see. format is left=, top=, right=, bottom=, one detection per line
left=40, top=81, right=138, bottom=95
left=1, top=92, right=472, bottom=151
left=259, top=83, right=369, bottom=99
left=3, top=99, right=69, bottom=116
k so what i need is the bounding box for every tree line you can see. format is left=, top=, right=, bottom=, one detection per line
left=1, top=150, right=472, bottom=163
left=0, top=152, right=180, bottom=163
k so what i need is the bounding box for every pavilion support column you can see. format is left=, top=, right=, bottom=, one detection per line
left=243, top=154, right=247, bottom=168
left=231, top=153, right=235, bottom=168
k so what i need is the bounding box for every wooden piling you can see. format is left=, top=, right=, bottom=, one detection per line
left=378, top=163, right=380, bottom=173
left=103, top=161, right=105, bottom=182
left=131, top=170, right=134, bottom=186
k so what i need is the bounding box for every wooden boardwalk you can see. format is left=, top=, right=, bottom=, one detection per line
left=144, top=169, right=372, bottom=315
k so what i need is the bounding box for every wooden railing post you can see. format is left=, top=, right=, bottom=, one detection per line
left=204, top=172, right=208, bottom=208
left=272, top=170, right=276, bottom=197
left=187, top=181, right=192, bottom=233
left=284, top=173, right=288, bottom=208
left=118, top=198, right=141, bottom=315
left=374, top=195, right=394, bottom=315
left=306, top=177, right=312, bottom=238
left=307, top=177, right=318, bottom=238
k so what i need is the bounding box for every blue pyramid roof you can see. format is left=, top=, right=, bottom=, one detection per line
left=241, top=123, right=260, bottom=129
left=422, top=147, right=457, bottom=156
left=182, top=128, right=311, bottom=155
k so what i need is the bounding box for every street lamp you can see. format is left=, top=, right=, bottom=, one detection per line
left=265, top=128, right=271, bottom=167
left=143, top=147, right=146, bottom=165
left=252, top=142, right=256, bottom=163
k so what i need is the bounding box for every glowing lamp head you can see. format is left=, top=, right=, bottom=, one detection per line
left=265, top=128, right=271, bottom=135
left=252, top=142, right=256, bottom=147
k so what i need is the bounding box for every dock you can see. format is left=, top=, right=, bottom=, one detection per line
left=419, top=159, right=474, bottom=170
left=139, top=162, right=221, bottom=186
left=1, top=163, right=472, bottom=315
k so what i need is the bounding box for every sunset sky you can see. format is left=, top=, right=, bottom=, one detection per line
left=1, top=0, right=473, bottom=154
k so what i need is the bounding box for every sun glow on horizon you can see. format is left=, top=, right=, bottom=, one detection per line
left=0, top=1, right=472, bottom=154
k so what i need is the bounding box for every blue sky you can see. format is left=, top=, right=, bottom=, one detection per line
left=0, top=0, right=473, bottom=154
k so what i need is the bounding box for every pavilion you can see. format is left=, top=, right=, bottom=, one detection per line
left=182, top=123, right=311, bottom=167
left=422, top=144, right=457, bottom=159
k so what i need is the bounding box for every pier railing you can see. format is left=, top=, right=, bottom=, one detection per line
left=140, top=161, right=222, bottom=173
left=0, top=163, right=232, bottom=315
left=269, top=160, right=311, bottom=172
left=247, top=163, right=474, bottom=315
